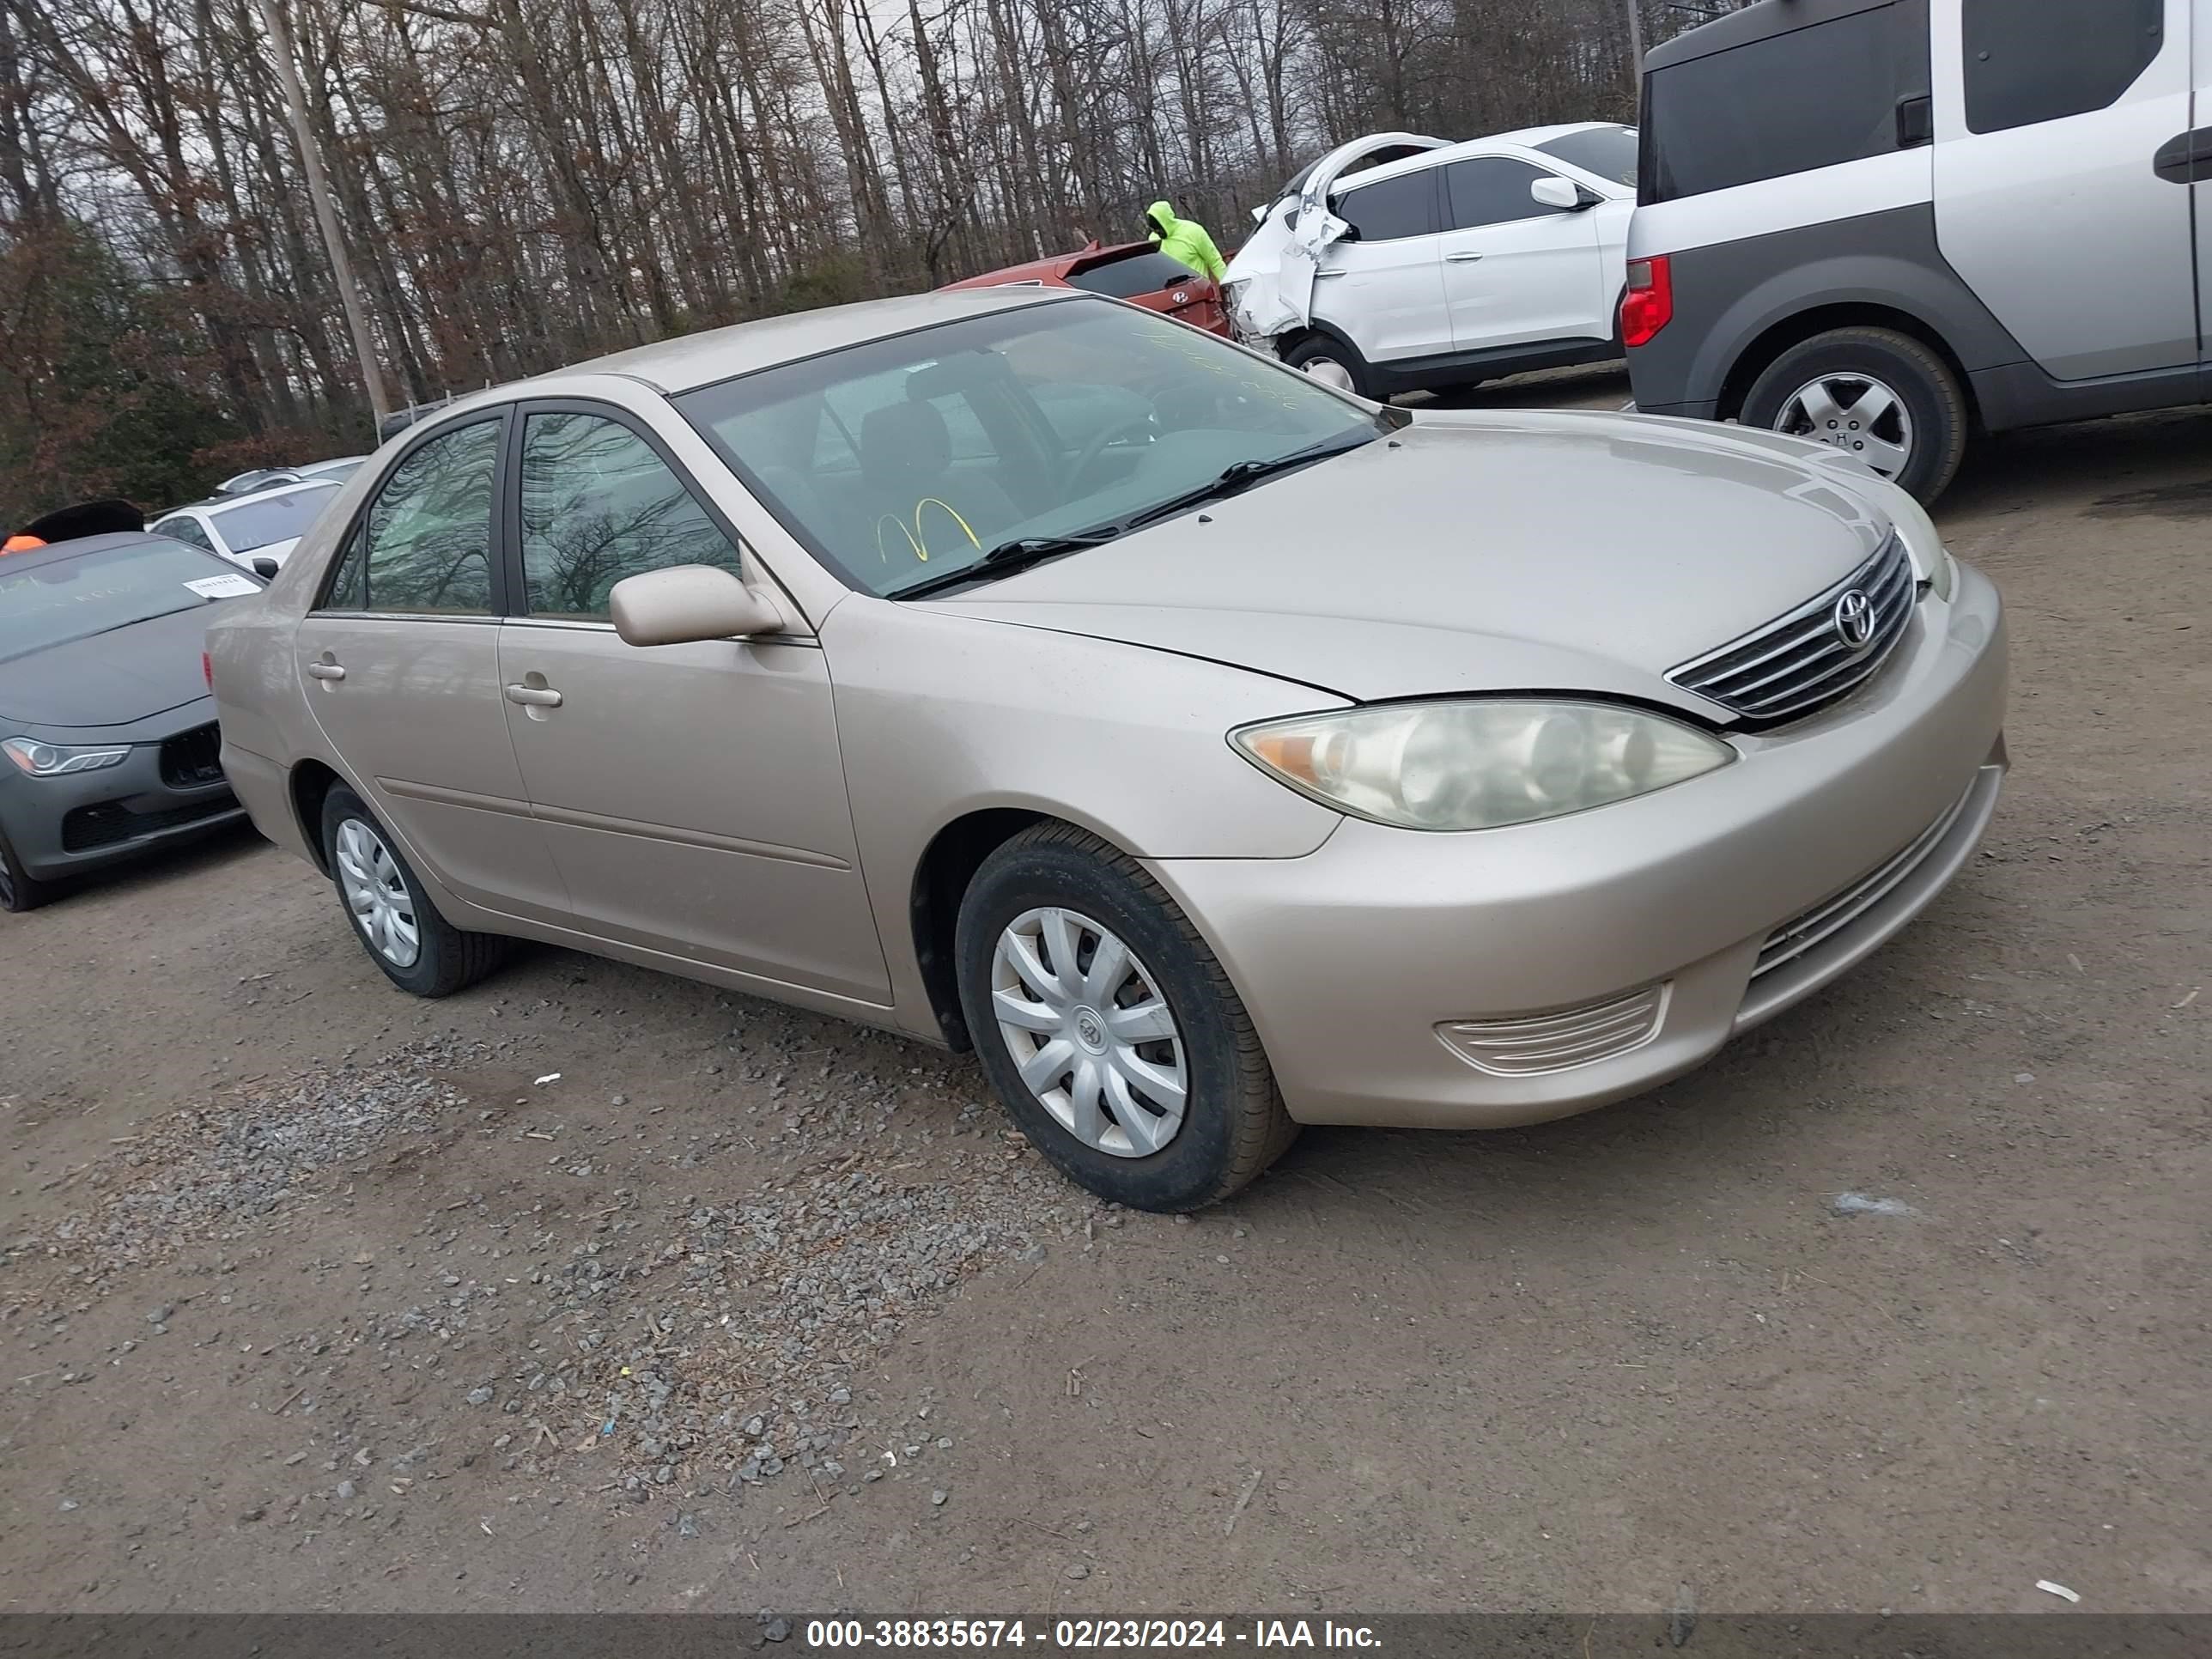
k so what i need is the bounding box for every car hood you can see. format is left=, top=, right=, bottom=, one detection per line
left=931, top=409, right=1896, bottom=709
left=0, top=604, right=221, bottom=729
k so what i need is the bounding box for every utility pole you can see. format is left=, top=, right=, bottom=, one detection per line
left=1625, top=0, right=1646, bottom=109
left=252, top=0, right=391, bottom=429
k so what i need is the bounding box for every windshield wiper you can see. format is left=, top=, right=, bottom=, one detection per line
left=1121, top=430, right=1376, bottom=532
left=891, top=526, right=1123, bottom=600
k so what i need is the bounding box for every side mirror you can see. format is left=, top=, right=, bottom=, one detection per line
left=610, top=564, right=782, bottom=647
left=252, top=557, right=281, bottom=580
left=1529, top=177, right=1585, bottom=211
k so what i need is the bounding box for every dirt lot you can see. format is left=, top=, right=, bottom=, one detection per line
left=3, top=374, right=2207, bottom=1618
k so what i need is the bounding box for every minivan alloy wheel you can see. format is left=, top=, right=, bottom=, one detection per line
left=334, top=817, right=420, bottom=968
left=990, top=905, right=1188, bottom=1158
left=1774, top=373, right=1914, bottom=479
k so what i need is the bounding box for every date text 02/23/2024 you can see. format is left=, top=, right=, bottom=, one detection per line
left=803, top=1620, right=1382, bottom=1650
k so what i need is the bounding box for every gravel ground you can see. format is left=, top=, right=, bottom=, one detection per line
left=1, top=376, right=2206, bottom=1615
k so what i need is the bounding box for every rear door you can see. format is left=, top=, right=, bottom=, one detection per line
left=1316, top=167, right=1450, bottom=362
left=292, top=410, right=569, bottom=921
left=1436, top=155, right=1607, bottom=351
left=1935, top=0, right=2195, bottom=380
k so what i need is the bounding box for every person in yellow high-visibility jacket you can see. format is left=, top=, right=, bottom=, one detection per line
left=1146, top=200, right=1227, bottom=283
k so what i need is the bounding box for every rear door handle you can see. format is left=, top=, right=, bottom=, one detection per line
left=307, top=662, right=345, bottom=682
left=504, top=683, right=562, bottom=708
left=2154, top=128, right=2212, bottom=183
left=1314, top=269, right=1346, bottom=279
left=1446, top=252, right=1486, bottom=263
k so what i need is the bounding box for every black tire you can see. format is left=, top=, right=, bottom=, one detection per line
left=954, top=822, right=1297, bottom=1212
left=0, top=829, right=53, bottom=913
left=319, top=785, right=507, bottom=997
left=1281, top=332, right=1380, bottom=401
left=1740, top=325, right=1969, bottom=503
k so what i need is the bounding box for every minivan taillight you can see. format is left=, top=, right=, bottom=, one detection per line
left=1620, top=255, right=1673, bottom=349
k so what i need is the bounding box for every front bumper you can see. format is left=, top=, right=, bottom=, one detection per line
left=1146, top=562, right=2008, bottom=1128
left=1, top=725, right=245, bottom=882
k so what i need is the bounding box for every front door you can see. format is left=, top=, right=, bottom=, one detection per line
left=495, top=404, right=891, bottom=1003
left=292, top=410, right=569, bottom=920
left=1436, top=156, right=1607, bottom=351
left=1935, top=0, right=2197, bottom=381
left=1316, top=167, right=1450, bottom=362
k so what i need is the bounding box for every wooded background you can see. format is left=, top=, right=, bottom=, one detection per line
left=1, top=0, right=1745, bottom=521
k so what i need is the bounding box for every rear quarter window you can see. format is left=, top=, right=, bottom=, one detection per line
left=1643, top=0, right=1929, bottom=201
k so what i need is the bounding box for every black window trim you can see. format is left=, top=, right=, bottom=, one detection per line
left=1332, top=160, right=1445, bottom=243
left=310, top=404, right=514, bottom=620
left=503, top=395, right=814, bottom=641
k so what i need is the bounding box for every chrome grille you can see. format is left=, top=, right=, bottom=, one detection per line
left=1753, top=783, right=1975, bottom=981
left=1437, top=984, right=1668, bottom=1076
left=1667, top=535, right=1917, bottom=723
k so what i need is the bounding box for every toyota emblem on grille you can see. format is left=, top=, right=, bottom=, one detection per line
left=1832, top=589, right=1877, bottom=652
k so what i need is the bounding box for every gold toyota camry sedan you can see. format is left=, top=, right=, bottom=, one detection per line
left=209, top=289, right=2007, bottom=1211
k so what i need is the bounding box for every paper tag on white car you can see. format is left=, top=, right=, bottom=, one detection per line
left=185, top=573, right=261, bottom=599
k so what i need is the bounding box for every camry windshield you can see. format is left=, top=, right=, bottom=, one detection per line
left=208, top=483, right=340, bottom=551
left=0, top=540, right=249, bottom=664
left=676, top=300, right=1382, bottom=599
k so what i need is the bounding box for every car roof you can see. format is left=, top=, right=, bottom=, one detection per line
left=536, top=287, right=1071, bottom=396
left=1331, top=122, right=1632, bottom=191
left=0, top=530, right=210, bottom=572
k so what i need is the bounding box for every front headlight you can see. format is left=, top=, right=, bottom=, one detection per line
left=3, top=736, right=131, bottom=777
left=1231, top=699, right=1735, bottom=831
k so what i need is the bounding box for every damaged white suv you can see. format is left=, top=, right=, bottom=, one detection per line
left=1225, top=123, right=1638, bottom=400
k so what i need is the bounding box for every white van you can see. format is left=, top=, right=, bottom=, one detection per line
left=1625, top=0, right=2206, bottom=500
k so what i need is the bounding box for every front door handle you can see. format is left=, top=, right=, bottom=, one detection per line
left=1314, top=269, right=1346, bottom=279
left=1446, top=252, right=1486, bottom=263
left=2154, top=128, right=2212, bottom=183
left=504, top=683, right=563, bottom=708
left=307, top=662, right=346, bottom=682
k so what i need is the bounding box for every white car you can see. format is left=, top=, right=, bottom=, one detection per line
left=150, top=478, right=347, bottom=574
left=1225, top=122, right=1638, bottom=400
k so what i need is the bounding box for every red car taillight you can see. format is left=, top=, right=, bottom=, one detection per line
left=203, top=650, right=214, bottom=691
left=1620, top=254, right=1673, bottom=349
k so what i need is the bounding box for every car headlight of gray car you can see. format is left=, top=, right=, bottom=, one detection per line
left=1232, top=699, right=1736, bottom=831
left=3, top=736, right=131, bottom=777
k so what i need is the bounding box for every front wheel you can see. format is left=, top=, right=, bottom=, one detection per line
left=319, top=786, right=507, bottom=997
left=955, top=823, right=1297, bottom=1212
left=0, top=829, right=53, bottom=913
left=1740, top=326, right=1968, bottom=502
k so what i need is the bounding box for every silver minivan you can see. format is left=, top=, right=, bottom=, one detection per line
left=1625, top=0, right=2208, bottom=500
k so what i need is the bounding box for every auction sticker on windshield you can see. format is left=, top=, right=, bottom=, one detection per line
left=184, top=573, right=259, bottom=599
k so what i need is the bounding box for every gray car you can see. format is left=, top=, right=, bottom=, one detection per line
left=0, top=532, right=260, bottom=910
left=208, top=289, right=2008, bottom=1211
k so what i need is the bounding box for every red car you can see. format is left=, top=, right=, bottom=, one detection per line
left=944, top=241, right=1230, bottom=337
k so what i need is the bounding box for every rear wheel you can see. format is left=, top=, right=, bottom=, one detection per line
left=955, top=823, right=1297, bottom=1212
left=1282, top=334, right=1378, bottom=401
left=1741, top=326, right=1968, bottom=502
left=319, top=786, right=507, bottom=996
left=0, top=830, right=53, bottom=913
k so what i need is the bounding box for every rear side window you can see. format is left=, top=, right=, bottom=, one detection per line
left=1643, top=1, right=1929, bottom=201
left=1335, top=169, right=1437, bottom=241
left=1066, top=251, right=1204, bottom=299
left=343, top=418, right=501, bottom=615
left=1443, top=158, right=1558, bottom=231
left=1961, top=0, right=2163, bottom=134
left=518, top=411, right=744, bottom=620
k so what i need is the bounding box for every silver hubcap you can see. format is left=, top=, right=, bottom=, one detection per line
left=1300, top=356, right=1355, bottom=392
left=990, top=907, right=1188, bottom=1158
left=334, top=817, right=420, bottom=968
left=1775, top=373, right=1914, bottom=478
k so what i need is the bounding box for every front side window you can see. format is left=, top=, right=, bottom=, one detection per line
left=1334, top=169, right=1437, bottom=241
left=205, top=483, right=342, bottom=553
left=348, top=417, right=500, bottom=615
left=1644, top=1, right=1929, bottom=201
left=1961, top=0, right=2162, bottom=135
left=1533, top=125, right=1638, bottom=187
left=519, top=412, right=744, bottom=620
left=677, top=299, right=1381, bottom=599
left=1443, top=157, right=1560, bottom=231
